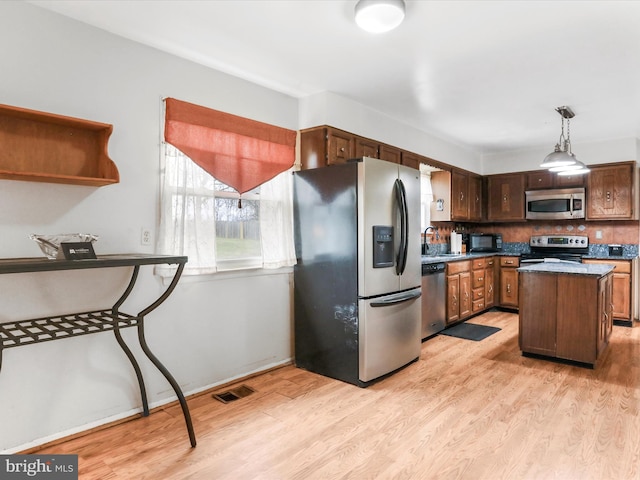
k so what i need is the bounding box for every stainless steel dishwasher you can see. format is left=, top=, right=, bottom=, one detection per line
left=421, top=262, right=446, bottom=339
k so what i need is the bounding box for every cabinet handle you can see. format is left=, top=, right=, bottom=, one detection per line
left=340, top=147, right=345, bottom=152
left=460, top=192, right=464, bottom=201
left=606, top=191, right=611, bottom=201
left=503, top=194, right=508, bottom=203
left=478, top=276, right=484, bottom=281
left=506, top=260, right=514, bottom=265
left=488, top=285, right=493, bottom=293
left=507, top=284, right=511, bottom=293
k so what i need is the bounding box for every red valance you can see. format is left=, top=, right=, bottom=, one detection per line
left=164, top=98, right=296, bottom=194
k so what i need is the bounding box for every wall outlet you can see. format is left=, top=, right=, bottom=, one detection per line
left=595, top=230, right=603, bottom=239
left=141, top=228, right=152, bottom=246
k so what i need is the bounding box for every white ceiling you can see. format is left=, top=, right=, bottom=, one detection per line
left=29, top=0, right=640, bottom=155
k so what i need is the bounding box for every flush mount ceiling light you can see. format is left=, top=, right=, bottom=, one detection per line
left=540, top=106, right=589, bottom=175
left=354, top=0, right=406, bottom=34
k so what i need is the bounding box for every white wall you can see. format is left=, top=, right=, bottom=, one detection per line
left=299, top=91, right=482, bottom=172
left=0, top=1, right=296, bottom=452
left=481, top=137, right=638, bottom=175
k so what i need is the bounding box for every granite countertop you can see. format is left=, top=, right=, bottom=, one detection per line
left=421, top=252, right=508, bottom=264
left=517, top=261, right=614, bottom=276
left=582, top=254, right=638, bottom=260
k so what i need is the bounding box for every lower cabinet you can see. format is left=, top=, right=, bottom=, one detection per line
left=583, top=259, right=634, bottom=324
left=446, top=260, right=471, bottom=324
left=446, top=257, right=496, bottom=324
left=519, top=271, right=613, bottom=366
left=499, top=256, right=520, bottom=308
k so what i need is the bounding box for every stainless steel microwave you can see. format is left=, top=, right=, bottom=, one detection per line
left=525, top=187, right=585, bottom=220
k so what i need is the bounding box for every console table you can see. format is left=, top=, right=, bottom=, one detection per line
left=0, top=254, right=196, bottom=447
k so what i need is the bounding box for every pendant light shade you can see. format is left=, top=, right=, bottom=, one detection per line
left=540, top=106, right=589, bottom=175
left=355, top=0, right=405, bottom=33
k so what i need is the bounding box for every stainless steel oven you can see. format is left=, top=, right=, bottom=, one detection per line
left=520, top=235, right=589, bottom=264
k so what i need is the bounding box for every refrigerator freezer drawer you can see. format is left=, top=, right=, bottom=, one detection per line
left=359, top=288, right=421, bottom=383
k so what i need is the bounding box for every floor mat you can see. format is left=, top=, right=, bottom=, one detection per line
left=439, top=322, right=501, bottom=341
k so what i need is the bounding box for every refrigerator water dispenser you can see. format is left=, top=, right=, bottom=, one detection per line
left=373, top=225, right=394, bottom=268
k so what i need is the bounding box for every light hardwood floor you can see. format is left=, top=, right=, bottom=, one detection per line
left=32, top=310, right=640, bottom=479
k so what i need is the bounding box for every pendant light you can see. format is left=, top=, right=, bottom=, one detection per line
left=540, top=106, right=589, bottom=175
left=355, top=0, right=406, bottom=34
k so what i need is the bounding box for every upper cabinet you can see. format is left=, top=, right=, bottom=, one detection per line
left=300, top=125, right=433, bottom=170
left=0, top=103, right=119, bottom=187
left=486, top=173, right=526, bottom=221
left=587, top=162, right=638, bottom=220
left=300, top=126, right=354, bottom=169
left=431, top=170, right=483, bottom=222
left=526, top=170, right=585, bottom=190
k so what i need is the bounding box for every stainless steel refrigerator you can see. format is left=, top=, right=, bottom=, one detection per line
left=293, top=157, right=421, bottom=387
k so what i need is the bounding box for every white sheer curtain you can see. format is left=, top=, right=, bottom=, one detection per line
left=157, top=146, right=218, bottom=277
left=156, top=144, right=297, bottom=277
left=260, top=168, right=297, bottom=269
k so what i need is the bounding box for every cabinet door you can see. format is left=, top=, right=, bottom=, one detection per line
left=519, top=273, right=557, bottom=356
left=597, top=274, right=613, bottom=357
left=327, top=129, right=355, bottom=165
left=401, top=151, right=422, bottom=170
left=500, top=268, right=519, bottom=307
left=459, top=271, right=472, bottom=318
left=451, top=171, right=469, bottom=220
left=587, top=164, right=634, bottom=219
left=555, top=172, right=586, bottom=188
left=526, top=171, right=554, bottom=190
left=583, top=260, right=631, bottom=321
left=484, top=258, right=495, bottom=308
left=468, top=174, right=483, bottom=221
left=446, top=274, right=460, bottom=324
left=355, top=138, right=378, bottom=159
left=379, top=145, right=401, bottom=164
left=487, top=173, right=526, bottom=221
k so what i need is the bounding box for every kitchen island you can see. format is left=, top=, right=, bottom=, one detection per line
left=517, top=261, right=614, bottom=367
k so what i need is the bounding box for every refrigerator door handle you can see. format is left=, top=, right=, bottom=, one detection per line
left=394, top=178, right=408, bottom=275
left=370, top=289, right=421, bottom=307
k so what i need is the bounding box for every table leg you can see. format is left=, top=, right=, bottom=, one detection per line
left=113, top=327, right=149, bottom=416
left=136, top=318, right=197, bottom=447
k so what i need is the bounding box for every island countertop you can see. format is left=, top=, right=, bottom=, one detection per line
left=517, top=261, right=614, bottom=277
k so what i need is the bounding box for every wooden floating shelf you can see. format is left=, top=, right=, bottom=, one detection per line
left=0, top=103, right=119, bottom=187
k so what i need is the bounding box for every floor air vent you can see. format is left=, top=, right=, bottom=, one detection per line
left=212, top=384, right=255, bottom=404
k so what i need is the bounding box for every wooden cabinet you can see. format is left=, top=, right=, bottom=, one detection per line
left=379, top=144, right=401, bottom=164
left=526, top=170, right=585, bottom=190
left=300, top=126, right=355, bottom=169
left=446, top=260, right=472, bottom=324
left=451, top=171, right=469, bottom=220
left=401, top=151, right=422, bottom=170
left=300, top=125, right=419, bottom=170
left=487, top=173, right=526, bottom=221
left=587, top=163, right=637, bottom=220
left=468, top=174, right=483, bottom=221
left=355, top=137, right=378, bottom=159
left=519, top=270, right=613, bottom=366
left=0, top=103, right=119, bottom=187
left=432, top=170, right=483, bottom=222
left=484, top=257, right=496, bottom=308
left=471, top=258, right=487, bottom=313
left=499, top=256, right=520, bottom=308
left=583, top=259, right=633, bottom=324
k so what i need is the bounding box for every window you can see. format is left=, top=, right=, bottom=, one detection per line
left=157, top=99, right=297, bottom=276
left=420, top=169, right=433, bottom=230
